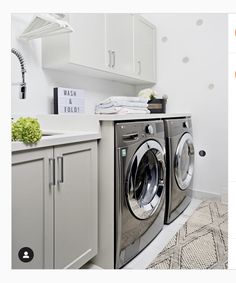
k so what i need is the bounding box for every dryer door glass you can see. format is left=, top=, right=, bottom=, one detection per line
left=174, top=133, right=194, bottom=190
left=127, top=140, right=165, bottom=220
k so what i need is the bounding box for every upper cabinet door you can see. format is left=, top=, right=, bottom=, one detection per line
left=69, top=13, right=106, bottom=70
left=134, top=15, right=157, bottom=83
left=105, top=14, right=134, bottom=76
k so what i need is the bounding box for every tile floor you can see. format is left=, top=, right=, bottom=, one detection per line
left=83, top=198, right=202, bottom=269
left=123, top=198, right=202, bottom=269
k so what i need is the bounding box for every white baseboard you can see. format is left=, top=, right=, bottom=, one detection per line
left=220, top=188, right=228, bottom=204
left=192, top=188, right=228, bottom=204
left=192, top=190, right=220, bottom=201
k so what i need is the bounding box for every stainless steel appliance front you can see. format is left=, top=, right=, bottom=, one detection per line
left=164, top=117, right=195, bottom=224
left=115, top=120, right=166, bottom=268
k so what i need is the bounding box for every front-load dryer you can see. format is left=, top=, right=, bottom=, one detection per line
left=115, top=120, right=166, bottom=268
left=164, top=117, right=195, bottom=224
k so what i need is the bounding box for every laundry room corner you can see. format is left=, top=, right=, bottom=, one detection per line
left=9, top=11, right=230, bottom=272
left=138, top=13, right=228, bottom=200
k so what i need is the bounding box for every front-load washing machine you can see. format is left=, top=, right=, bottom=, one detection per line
left=164, top=117, right=195, bottom=224
left=114, top=120, right=166, bottom=268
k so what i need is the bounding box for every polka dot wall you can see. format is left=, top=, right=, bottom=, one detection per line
left=137, top=14, right=228, bottom=196
left=227, top=14, right=236, bottom=270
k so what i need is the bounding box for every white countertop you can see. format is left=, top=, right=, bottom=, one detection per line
left=94, top=113, right=191, bottom=121
left=12, top=131, right=101, bottom=153
left=12, top=113, right=190, bottom=152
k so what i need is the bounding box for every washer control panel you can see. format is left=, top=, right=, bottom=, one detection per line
left=115, top=120, right=164, bottom=147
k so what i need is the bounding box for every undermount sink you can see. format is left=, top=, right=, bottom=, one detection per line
left=42, top=133, right=54, bottom=136
left=41, top=131, right=64, bottom=137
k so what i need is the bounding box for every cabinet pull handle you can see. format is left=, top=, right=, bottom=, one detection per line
left=138, top=60, right=141, bottom=75
left=112, top=51, right=115, bottom=68
left=49, top=158, right=55, bottom=186
left=108, top=50, right=112, bottom=67
left=57, top=156, right=64, bottom=184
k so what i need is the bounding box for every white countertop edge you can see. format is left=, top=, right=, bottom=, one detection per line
left=12, top=131, right=101, bottom=153
left=94, top=113, right=191, bottom=121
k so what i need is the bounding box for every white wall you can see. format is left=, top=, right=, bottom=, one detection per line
left=140, top=13, right=228, bottom=196
left=11, top=13, right=136, bottom=116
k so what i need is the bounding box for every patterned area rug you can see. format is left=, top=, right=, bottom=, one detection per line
left=147, top=200, right=228, bottom=269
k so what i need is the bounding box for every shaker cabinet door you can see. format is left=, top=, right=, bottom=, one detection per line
left=69, top=13, right=106, bottom=70
left=53, top=141, right=98, bottom=269
left=134, top=15, right=156, bottom=82
left=105, top=14, right=134, bottom=76
left=12, top=148, right=54, bottom=269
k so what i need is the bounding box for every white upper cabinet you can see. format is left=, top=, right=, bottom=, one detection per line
left=69, top=14, right=106, bottom=70
left=105, top=14, right=134, bottom=76
left=134, top=15, right=156, bottom=82
left=42, top=13, right=157, bottom=84
left=42, top=13, right=106, bottom=71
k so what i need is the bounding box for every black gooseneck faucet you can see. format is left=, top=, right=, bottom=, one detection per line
left=11, top=48, right=26, bottom=99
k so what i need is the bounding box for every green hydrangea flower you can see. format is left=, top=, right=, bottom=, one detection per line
left=12, top=117, right=42, bottom=144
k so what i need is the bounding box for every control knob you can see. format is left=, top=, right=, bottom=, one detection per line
left=183, top=121, right=189, bottom=128
left=145, top=124, right=154, bottom=135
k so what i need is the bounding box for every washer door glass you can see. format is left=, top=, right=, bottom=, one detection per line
left=127, top=140, right=165, bottom=220
left=174, top=133, right=194, bottom=190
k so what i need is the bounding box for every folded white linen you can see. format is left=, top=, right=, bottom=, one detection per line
left=118, top=108, right=150, bottom=114
left=95, top=106, right=150, bottom=114
left=96, top=101, right=148, bottom=109
left=98, top=96, right=148, bottom=105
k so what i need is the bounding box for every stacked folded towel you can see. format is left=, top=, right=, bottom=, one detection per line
left=95, top=96, right=150, bottom=114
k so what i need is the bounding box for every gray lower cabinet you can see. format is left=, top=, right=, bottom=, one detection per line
left=12, top=141, right=97, bottom=269
left=12, top=148, right=54, bottom=269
